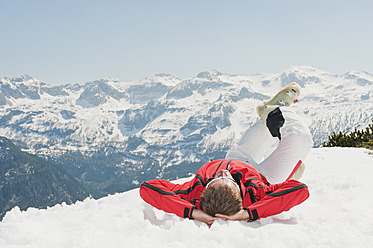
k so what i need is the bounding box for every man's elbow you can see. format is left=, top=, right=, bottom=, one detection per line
left=139, top=181, right=149, bottom=200
left=298, top=184, right=310, bottom=204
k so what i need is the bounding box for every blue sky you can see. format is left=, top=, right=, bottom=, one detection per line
left=1, top=0, right=372, bottom=85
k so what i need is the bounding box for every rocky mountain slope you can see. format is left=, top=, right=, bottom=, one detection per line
left=0, top=136, right=89, bottom=219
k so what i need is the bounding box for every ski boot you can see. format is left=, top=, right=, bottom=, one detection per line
left=256, top=82, right=301, bottom=121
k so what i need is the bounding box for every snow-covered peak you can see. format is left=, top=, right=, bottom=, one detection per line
left=196, top=69, right=225, bottom=80
left=0, top=75, right=41, bottom=88
left=279, top=65, right=334, bottom=87
left=345, top=70, right=373, bottom=77
left=343, top=70, right=373, bottom=86
left=83, top=78, right=123, bottom=87
left=0, top=76, right=10, bottom=81
left=10, top=74, right=42, bottom=86
left=140, top=73, right=182, bottom=87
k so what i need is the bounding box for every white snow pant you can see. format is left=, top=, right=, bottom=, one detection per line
left=225, top=107, right=313, bottom=184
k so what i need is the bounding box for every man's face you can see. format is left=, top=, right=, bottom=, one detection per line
left=207, top=170, right=240, bottom=194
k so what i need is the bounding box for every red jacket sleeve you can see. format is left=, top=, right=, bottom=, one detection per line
left=244, top=180, right=309, bottom=221
left=139, top=179, right=199, bottom=219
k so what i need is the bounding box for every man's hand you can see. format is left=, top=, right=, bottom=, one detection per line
left=215, top=209, right=250, bottom=221
left=192, top=209, right=217, bottom=227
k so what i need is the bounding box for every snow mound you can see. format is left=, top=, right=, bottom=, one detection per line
left=0, top=148, right=372, bottom=248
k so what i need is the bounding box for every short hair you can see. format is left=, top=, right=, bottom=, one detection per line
left=200, top=181, right=242, bottom=216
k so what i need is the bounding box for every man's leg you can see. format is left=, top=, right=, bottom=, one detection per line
left=256, top=107, right=313, bottom=184
left=225, top=119, right=279, bottom=171
left=227, top=82, right=312, bottom=183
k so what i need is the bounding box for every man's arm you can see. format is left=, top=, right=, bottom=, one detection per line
left=247, top=180, right=309, bottom=221
left=140, top=179, right=199, bottom=219
left=217, top=180, right=309, bottom=221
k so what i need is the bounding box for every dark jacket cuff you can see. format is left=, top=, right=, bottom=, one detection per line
left=184, top=206, right=197, bottom=219
left=189, top=206, right=197, bottom=220
left=244, top=207, right=258, bottom=222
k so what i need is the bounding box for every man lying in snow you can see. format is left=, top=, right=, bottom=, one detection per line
left=140, top=83, right=313, bottom=226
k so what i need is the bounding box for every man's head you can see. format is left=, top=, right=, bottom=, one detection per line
left=200, top=170, right=242, bottom=217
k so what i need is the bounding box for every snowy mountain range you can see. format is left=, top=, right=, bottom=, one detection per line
left=1, top=65, right=372, bottom=196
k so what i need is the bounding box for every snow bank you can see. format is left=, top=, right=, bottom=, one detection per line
left=0, top=148, right=372, bottom=248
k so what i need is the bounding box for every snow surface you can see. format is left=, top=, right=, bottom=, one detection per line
left=0, top=148, right=372, bottom=248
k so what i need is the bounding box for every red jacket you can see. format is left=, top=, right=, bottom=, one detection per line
left=140, top=159, right=309, bottom=221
